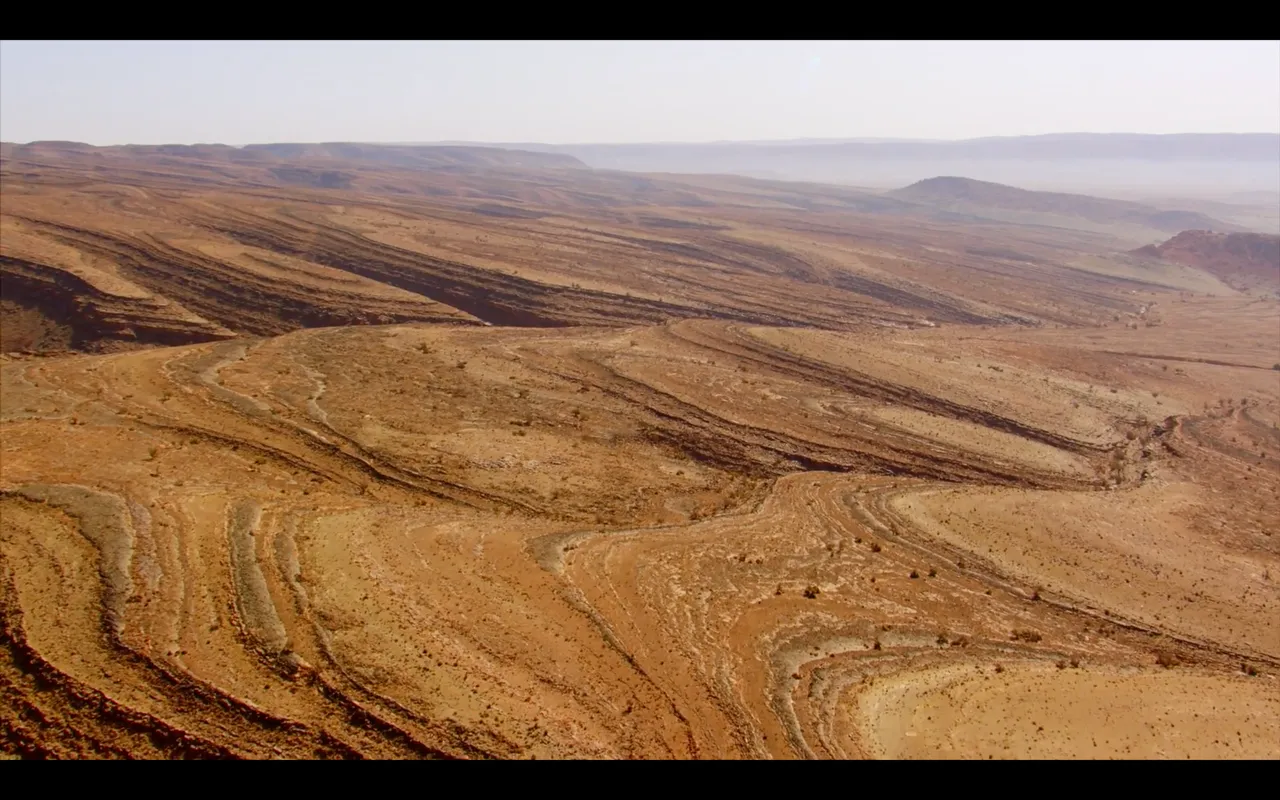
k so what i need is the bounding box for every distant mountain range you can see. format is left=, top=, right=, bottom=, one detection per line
left=2, top=138, right=1267, bottom=240
left=472, top=133, right=1278, bottom=161
left=414, top=133, right=1280, bottom=194
left=9, top=134, right=1276, bottom=194
left=0, top=140, right=587, bottom=172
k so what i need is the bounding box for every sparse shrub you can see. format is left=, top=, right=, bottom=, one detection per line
left=803, top=585, right=820, bottom=599
left=1155, top=650, right=1179, bottom=669
left=775, top=584, right=783, bottom=596
left=455, top=361, right=467, bottom=369
left=1055, top=660, right=1067, bottom=670
left=1273, top=363, right=1280, bottom=371
left=1070, top=658, right=1080, bottom=669
left=936, top=633, right=948, bottom=646
left=994, top=663, right=1004, bottom=674
left=1030, top=589, right=1041, bottom=601
left=870, top=542, right=882, bottom=553
left=872, top=639, right=881, bottom=651
left=928, top=567, right=937, bottom=578
left=1011, top=629, right=1042, bottom=643
left=909, top=569, right=919, bottom=579
left=1242, top=662, right=1258, bottom=676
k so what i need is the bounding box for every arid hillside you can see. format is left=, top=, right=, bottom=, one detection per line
left=1133, top=230, right=1280, bottom=294
left=2, top=143, right=1278, bottom=759
left=2, top=143, right=1238, bottom=354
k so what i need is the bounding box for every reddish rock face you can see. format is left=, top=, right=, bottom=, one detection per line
left=1134, top=230, right=1280, bottom=293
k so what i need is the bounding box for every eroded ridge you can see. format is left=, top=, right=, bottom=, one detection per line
left=8, top=144, right=1214, bottom=358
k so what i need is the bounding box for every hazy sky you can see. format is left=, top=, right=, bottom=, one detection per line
left=2, top=41, right=1278, bottom=145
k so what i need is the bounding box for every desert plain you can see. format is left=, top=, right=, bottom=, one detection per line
left=1, top=141, right=1278, bottom=759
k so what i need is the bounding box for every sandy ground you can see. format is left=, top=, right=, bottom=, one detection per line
left=2, top=147, right=1278, bottom=759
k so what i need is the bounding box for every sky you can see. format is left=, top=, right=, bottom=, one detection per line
left=2, top=41, right=1278, bottom=146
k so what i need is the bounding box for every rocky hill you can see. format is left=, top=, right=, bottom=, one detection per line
left=1133, top=230, right=1280, bottom=293
left=892, top=176, right=1228, bottom=233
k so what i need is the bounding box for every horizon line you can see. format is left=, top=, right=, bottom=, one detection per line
left=5, top=131, right=1280, bottom=149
